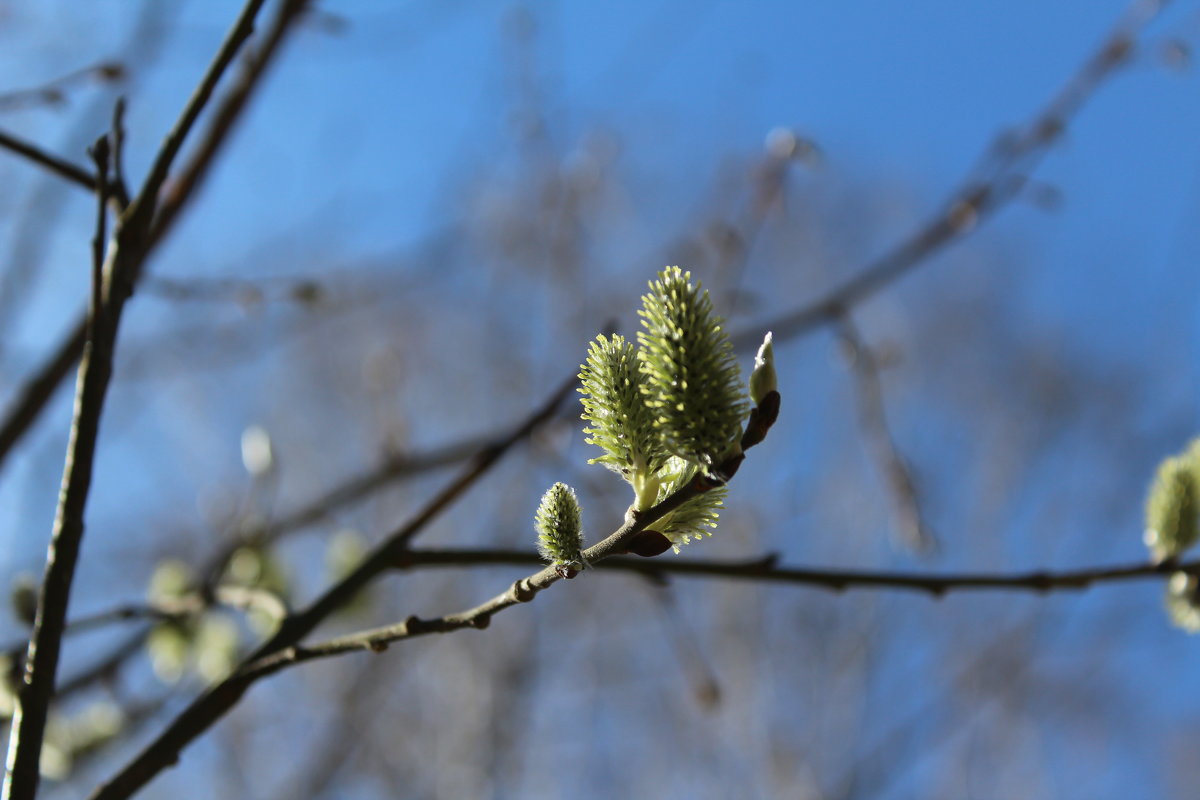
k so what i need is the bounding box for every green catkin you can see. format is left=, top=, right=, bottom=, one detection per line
left=1144, top=456, right=1200, bottom=562
left=534, top=483, right=586, bottom=572
left=637, top=267, right=748, bottom=473
left=578, top=334, right=668, bottom=509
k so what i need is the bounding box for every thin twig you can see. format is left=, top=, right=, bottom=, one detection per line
left=0, top=61, right=124, bottom=112
left=147, top=0, right=309, bottom=249
left=87, top=135, right=112, bottom=331
left=89, top=369, right=578, bottom=800
left=0, top=318, right=88, bottom=466
left=836, top=316, right=934, bottom=552
left=0, top=128, right=97, bottom=191
left=0, top=604, right=176, bottom=664
left=120, top=0, right=270, bottom=237
left=731, top=0, right=1167, bottom=352
left=231, top=546, right=1194, bottom=677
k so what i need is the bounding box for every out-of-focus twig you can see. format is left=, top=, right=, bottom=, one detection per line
left=0, top=61, right=125, bottom=112
left=733, top=0, right=1168, bottom=352
left=1, top=604, right=176, bottom=664
left=836, top=316, right=935, bottom=553
left=0, top=128, right=97, bottom=191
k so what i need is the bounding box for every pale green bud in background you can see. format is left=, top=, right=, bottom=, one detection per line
left=1165, top=571, right=1200, bottom=633
left=1144, top=455, right=1200, bottom=561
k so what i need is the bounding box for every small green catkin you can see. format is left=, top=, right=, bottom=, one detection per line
left=637, top=267, right=748, bottom=472
left=1144, top=455, right=1200, bottom=562
left=534, top=483, right=586, bottom=573
left=578, top=333, right=667, bottom=479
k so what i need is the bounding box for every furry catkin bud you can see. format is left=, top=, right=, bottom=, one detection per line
left=579, top=333, right=666, bottom=479
left=1145, top=456, right=1200, bottom=561
left=637, top=267, right=748, bottom=472
left=534, top=483, right=586, bottom=574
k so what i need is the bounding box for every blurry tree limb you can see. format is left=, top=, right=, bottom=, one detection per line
left=3, top=0, right=282, bottom=795
left=90, top=369, right=579, bottom=799
left=732, top=0, right=1168, bottom=351
left=1, top=604, right=176, bottom=665
left=0, top=61, right=125, bottom=113
left=0, top=317, right=88, bottom=467
left=836, top=316, right=935, bottom=553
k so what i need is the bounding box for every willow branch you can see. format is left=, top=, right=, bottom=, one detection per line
left=383, top=547, right=1198, bottom=596
left=239, top=471, right=711, bottom=681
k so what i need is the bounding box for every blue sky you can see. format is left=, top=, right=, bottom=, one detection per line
left=1, top=1, right=1199, bottom=797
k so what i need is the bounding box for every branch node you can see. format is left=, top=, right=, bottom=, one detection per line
left=511, top=579, right=536, bottom=603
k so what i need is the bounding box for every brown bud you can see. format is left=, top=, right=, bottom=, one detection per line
left=627, top=530, right=672, bottom=557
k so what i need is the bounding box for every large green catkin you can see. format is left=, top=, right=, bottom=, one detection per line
left=534, top=482, right=585, bottom=572
left=578, top=333, right=666, bottom=479
left=637, top=267, right=748, bottom=472
left=1144, top=455, right=1200, bottom=561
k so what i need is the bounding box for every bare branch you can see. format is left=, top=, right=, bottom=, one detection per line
left=0, top=61, right=124, bottom=112
left=0, top=128, right=97, bottom=191
left=836, top=316, right=935, bottom=552
left=391, top=547, right=1198, bottom=596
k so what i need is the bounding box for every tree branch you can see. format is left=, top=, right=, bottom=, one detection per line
left=836, top=315, right=934, bottom=552
left=2, top=2, right=280, bottom=795
left=389, top=547, right=1199, bottom=596
left=0, top=128, right=97, bottom=192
